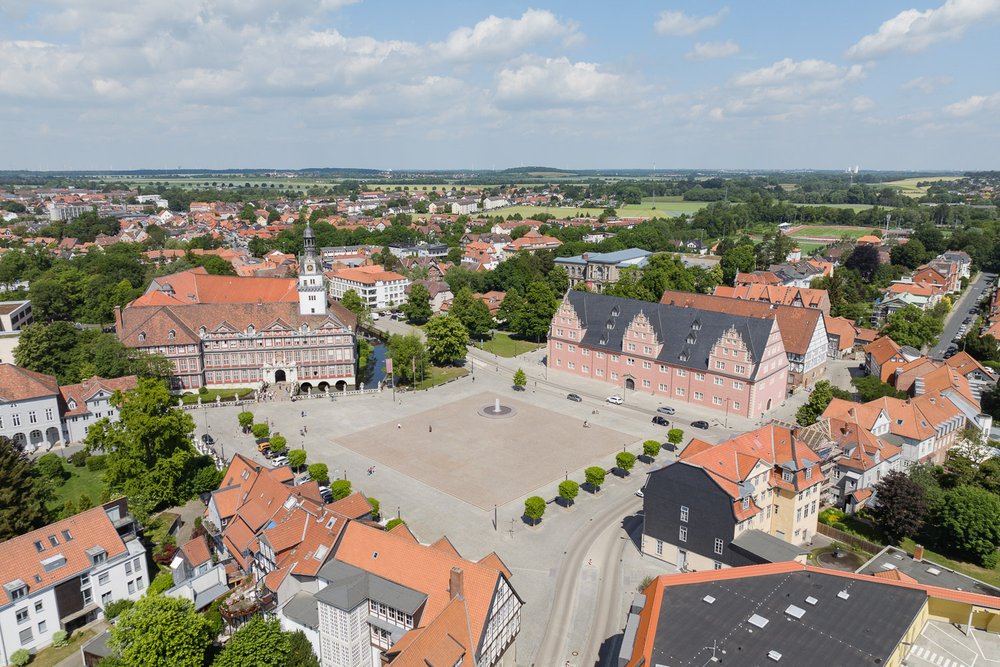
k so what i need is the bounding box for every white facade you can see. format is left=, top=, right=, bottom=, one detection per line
left=318, top=599, right=372, bottom=667
left=0, top=394, right=63, bottom=451
left=61, top=388, right=124, bottom=443
left=329, top=272, right=410, bottom=312
left=0, top=300, right=33, bottom=332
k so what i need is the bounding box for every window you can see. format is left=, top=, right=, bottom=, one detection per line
left=34, top=601, right=42, bottom=613
left=694, top=391, right=704, bottom=400
left=37, top=620, right=46, bottom=635
left=695, top=373, right=705, bottom=381
left=713, top=396, right=723, bottom=405
left=98, top=572, right=110, bottom=586
left=714, top=561, right=723, bottom=570
left=102, top=591, right=112, bottom=606
left=11, top=586, right=26, bottom=601
left=733, top=381, right=744, bottom=390
left=811, top=501, right=817, bottom=514
left=676, top=369, right=687, bottom=377
left=714, top=538, right=724, bottom=555
left=655, top=540, right=663, bottom=556
left=805, top=466, right=813, bottom=480
left=125, top=561, right=132, bottom=575
left=679, top=526, right=688, bottom=542
left=45, top=408, right=53, bottom=421
left=82, top=588, right=93, bottom=604
left=742, top=497, right=750, bottom=510
left=733, top=401, right=741, bottom=410
left=782, top=470, right=793, bottom=483
left=680, top=506, right=689, bottom=522
left=12, top=414, right=19, bottom=426
left=16, top=608, right=28, bottom=623
left=676, top=387, right=685, bottom=396
left=137, top=332, right=146, bottom=342
left=48, top=535, right=59, bottom=547
left=128, top=580, right=136, bottom=594
left=167, top=330, right=175, bottom=340
left=19, top=628, right=31, bottom=646
left=715, top=360, right=725, bottom=370
left=735, top=364, right=746, bottom=374
left=714, top=377, right=723, bottom=386
left=796, top=508, right=802, bottom=522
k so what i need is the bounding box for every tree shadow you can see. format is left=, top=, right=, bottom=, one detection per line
left=581, top=482, right=601, bottom=494
left=520, top=513, right=541, bottom=526
left=612, top=467, right=630, bottom=478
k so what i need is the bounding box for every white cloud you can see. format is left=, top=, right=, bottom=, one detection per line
left=734, top=58, right=865, bottom=88
left=851, top=96, right=875, bottom=112
left=685, top=40, right=740, bottom=60
left=901, top=75, right=952, bottom=94
left=847, top=0, right=1000, bottom=60
left=945, top=91, right=1000, bottom=116
left=434, top=9, right=581, bottom=60
left=495, top=57, right=625, bottom=106
left=654, top=7, right=729, bottom=36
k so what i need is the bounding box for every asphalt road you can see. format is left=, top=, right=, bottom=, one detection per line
left=532, top=492, right=641, bottom=667
left=929, top=272, right=995, bottom=358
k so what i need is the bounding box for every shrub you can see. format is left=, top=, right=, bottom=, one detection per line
left=308, top=463, right=330, bottom=485
left=558, top=480, right=579, bottom=504
left=616, top=451, right=637, bottom=472
left=269, top=435, right=288, bottom=453
left=385, top=518, right=406, bottom=531
left=331, top=479, right=351, bottom=500
left=78, top=494, right=94, bottom=510
left=198, top=386, right=208, bottom=395
left=10, top=648, right=30, bottom=666
left=104, top=598, right=135, bottom=620
left=251, top=423, right=270, bottom=439
left=68, top=450, right=89, bottom=467
left=642, top=440, right=661, bottom=458
left=153, top=543, right=178, bottom=565
left=524, top=496, right=545, bottom=525
left=367, top=497, right=381, bottom=520
left=146, top=570, right=174, bottom=596
left=585, top=466, right=606, bottom=489
left=52, top=629, right=69, bottom=647
left=35, top=452, right=67, bottom=481
left=818, top=507, right=845, bottom=526
left=86, top=454, right=108, bottom=471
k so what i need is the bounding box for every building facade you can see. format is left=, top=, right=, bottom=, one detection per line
left=548, top=292, right=789, bottom=418
left=328, top=266, right=410, bottom=312
left=554, top=248, right=652, bottom=292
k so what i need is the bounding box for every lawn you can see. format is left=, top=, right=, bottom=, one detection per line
left=788, top=225, right=881, bottom=239
left=476, top=332, right=545, bottom=357
left=180, top=388, right=253, bottom=405
left=413, top=365, right=469, bottom=390
left=28, top=628, right=98, bottom=667
left=48, top=463, right=106, bottom=511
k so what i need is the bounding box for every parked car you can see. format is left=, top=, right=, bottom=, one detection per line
left=691, top=420, right=710, bottom=430
left=294, top=473, right=312, bottom=486
left=257, top=441, right=271, bottom=453
left=271, top=455, right=290, bottom=467
left=652, top=416, right=670, bottom=427
left=566, top=393, right=583, bottom=402
left=656, top=406, right=676, bottom=415
left=606, top=395, right=624, bottom=405
left=634, top=489, right=644, bottom=498
left=318, top=485, right=333, bottom=503
left=201, top=434, right=214, bottom=445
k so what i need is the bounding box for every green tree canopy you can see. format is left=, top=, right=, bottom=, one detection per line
left=0, top=437, right=52, bottom=540
left=880, top=304, right=943, bottom=349
left=796, top=380, right=835, bottom=426
left=109, top=595, right=213, bottom=667
left=496, top=288, right=523, bottom=325
left=213, top=616, right=291, bottom=667
left=643, top=440, right=661, bottom=459
left=616, top=451, right=637, bottom=473
left=929, top=485, right=1000, bottom=567
left=870, top=471, right=927, bottom=544
left=512, top=368, right=527, bottom=388
left=340, top=289, right=368, bottom=321
left=667, top=428, right=685, bottom=445
left=720, top=245, right=756, bottom=285
left=513, top=281, right=558, bottom=340
left=844, top=245, right=881, bottom=282
left=449, top=288, right=493, bottom=337
left=307, top=463, right=329, bottom=485
left=524, top=496, right=545, bottom=525
left=558, top=480, right=579, bottom=504
left=424, top=315, right=469, bottom=365
left=585, top=466, right=606, bottom=489
left=402, top=282, right=432, bottom=324
left=851, top=375, right=908, bottom=401
left=388, top=333, right=427, bottom=384
left=287, top=449, right=307, bottom=470
left=285, top=631, right=320, bottom=667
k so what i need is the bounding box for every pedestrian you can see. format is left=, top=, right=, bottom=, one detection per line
left=397, top=423, right=402, bottom=429
left=472, top=376, right=476, bottom=383
left=428, top=425, right=432, bottom=433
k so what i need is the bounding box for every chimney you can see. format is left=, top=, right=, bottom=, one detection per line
left=913, top=544, right=925, bottom=561
left=448, top=567, right=464, bottom=600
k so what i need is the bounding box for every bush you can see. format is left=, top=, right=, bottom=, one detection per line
left=10, top=648, right=30, bottom=666
left=68, top=450, right=89, bottom=467
left=269, top=435, right=288, bottom=453
left=367, top=497, right=381, bottom=520
left=558, top=480, right=579, bottom=504
left=146, top=569, right=174, bottom=596
left=818, top=507, right=846, bottom=526
left=667, top=428, right=685, bottom=445
left=616, top=451, right=637, bottom=473
left=35, top=452, right=67, bottom=481
left=385, top=518, right=405, bottom=531
left=251, top=423, right=270, bottom=439
left=308, top=463, right=330, bottom=485
left=104, top=598, right=135, bottom=620
left=287, top=449, right=307, bottom=470
left=86, top=454, right=108, bottom=472
left=585, top=466, right=606, bottom=489
left=331, top=479, right=351, bottom=500
left=198, top=386, right=208, bottom=395
left=642, top=440, right=661, bottom=459
left=524, top=496, right=545, bottom=525
left=52, top=629, right=69, bottom=647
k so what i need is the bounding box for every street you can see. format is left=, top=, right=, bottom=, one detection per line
left=929, top=272, right=995, bottom=358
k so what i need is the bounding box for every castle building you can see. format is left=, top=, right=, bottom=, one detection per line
left=116, top=223, right=357, bottom=392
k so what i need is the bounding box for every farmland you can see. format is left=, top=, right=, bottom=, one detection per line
left=786, top=225, right=880, bottom=240
left=883, top=176, right=963, bottom=198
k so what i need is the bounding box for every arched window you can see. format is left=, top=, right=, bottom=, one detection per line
left=138, top=332, right=146, bottom=342
left=167, top=330, right=175, bottom=340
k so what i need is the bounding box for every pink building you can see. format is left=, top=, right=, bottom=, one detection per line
left=548, top=292, right=789, bottom=419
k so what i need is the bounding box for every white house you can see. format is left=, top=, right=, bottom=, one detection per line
left=0, top=365, right=64, bottom=451
left=59, top=376, right=138, bottom=443
left=328, top=266, right=410, bottom=312
left=0, top=500, right=148, bottom=665
left=451, top=198, right=479, bottom=215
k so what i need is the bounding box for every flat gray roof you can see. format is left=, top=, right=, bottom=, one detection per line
left=315, top=560, right=426, bottom=614
left=731, top=529, right=808, bottom=564
left=282, top=591, right=320, bottom=630
left=857, top=546, right=1000, bottom=598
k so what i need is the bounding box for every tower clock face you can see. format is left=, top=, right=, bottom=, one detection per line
left=306, top=263, right=315, bottom=272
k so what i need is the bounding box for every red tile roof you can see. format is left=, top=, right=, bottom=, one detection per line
left=0, top=364, right=58, bottom=401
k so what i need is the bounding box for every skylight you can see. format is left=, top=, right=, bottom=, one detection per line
left=748, top=614, right=769, bottom=629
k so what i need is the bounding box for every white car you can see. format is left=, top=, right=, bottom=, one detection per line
left=271, top=455, right=289, bottom=467
left=606, top=395, right=624, bottom=405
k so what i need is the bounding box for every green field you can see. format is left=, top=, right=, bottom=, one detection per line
left=883, top=176, right=962, bottom=198
left=414, top=365, right=469, bottom=390
left=180, top=388, right=254, bottom=404
left=48, top=463, right=106, bottom=511
left=788, top=225, right=880, bottom=239
left=476, top=332, right=545, bottom=358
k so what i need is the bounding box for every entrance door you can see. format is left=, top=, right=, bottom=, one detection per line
left=678, top=549, right=688, bottom=571
left=274, top=369, right=287, bottom=383
left=625, top=377, right=636, bottom=391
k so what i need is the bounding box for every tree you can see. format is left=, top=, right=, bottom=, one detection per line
left=558, top=480, right=579, bottom=505
left=642, top=440, right=661, bottom=459
left=514, top=281, right=558, bottom=340
left=331, top=479, right=352, bottom=500
left=252, top=423, right=270, bottom=439
left=844, top=245, right=880, bottom=282
left=269, top=435, right=288, bottom=453
left=287, top=449, right=307, bottom=470
left=367, top=497, right=381, bottom=520
left=35, top=452, right=67, bottom=482
left=929, top=485, right=1000, bottom=567
left=524, top=496, right=545, bottom=525
left=496, top=288, right=523, bottom=325
left=720, top=245, right=756, bottom=285
left=667, top=428, right=685, bottom=445
left=796, top=380, right=835, bottom=426
left=880, top=304, right=943, bottom=349
left=402, top=283, right=432, bottom=324
left=307, top=463, right=330, bottom=485
left=890, top=238, right=928, bottom=269
left=237, top=411, right=254, bottom=431
left=340, top=289, right=368, bottom=323
left=449, top=288, right=493, bottom=337
left=388, top=333, right=427, bottom=384
left=585, top=466, right=606, bottom=489
left=0, top=437, right=51, bottom=540
left=616, top=451, right=637, bottom=474
left=213, top=616, right=291, bottom=667
left=109, top=595, right=213, bottom=667
left=512, top=368, right=527, bottom=389
left=851, top=375, right=908, bottom=402
left=424, top=315, right=469, bottom=365
left=870, top=471, right=927, bottom=544
left=84, top=379, right=197, bottom=520
left=14, top=322, right=81, bottom=384
left=285, top=631, right=320, bottom=667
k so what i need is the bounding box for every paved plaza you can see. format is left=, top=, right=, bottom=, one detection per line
left=337, top=392, right=634, bottom=510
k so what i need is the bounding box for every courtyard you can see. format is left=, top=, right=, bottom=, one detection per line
left=336, top=392, right=635, bottom=510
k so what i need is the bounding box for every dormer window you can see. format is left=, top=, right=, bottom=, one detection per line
left=692, top=319, right=702, bottom=331
left=6, top=581, right=27, bottom=601
left=68, top=400, right=76, bottom=410
left=167, top=330, right=175, bottom=340
left=247, top=325, right=255, bottom=336
left=86, top=547, right=107, bottom=566
left=805, top=466, right=813, bottom=480
left=199, top=326, right=207, bottom=337
left=137, top=332, right=146, bottom=342
left=782, top=470, right=793, bottom=483
left=686, top=334, right=696, bottom=344
left=742, top=497, right=750, bottom=510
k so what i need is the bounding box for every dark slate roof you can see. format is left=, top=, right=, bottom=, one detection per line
left=857, top=546, right=1000, bottom=598
left=564, top=290, right=775, bottom=379
left=282, top=591, right=320, bottom=630
left=731, top=529, right=808, bottom=564
left=316, top=559, right=427, bottom=614
left=650, top=570, right=926, bottom=666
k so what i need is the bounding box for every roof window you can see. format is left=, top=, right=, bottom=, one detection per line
left=137, top=332, right=146, bottom=342
left=34, top=541, right=44, bottom=553
left=41, top=554, right=67, bottom=572
left=167, top=329, right=175, bottom=340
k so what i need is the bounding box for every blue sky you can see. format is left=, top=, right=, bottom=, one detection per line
left=0, top=0, right=998, bottom=171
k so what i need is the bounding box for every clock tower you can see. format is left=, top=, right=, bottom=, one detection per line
left=298, top=222, right=327, bottom=316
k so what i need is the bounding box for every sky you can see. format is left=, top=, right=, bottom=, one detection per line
left=0, top=0, right=998, bottom=171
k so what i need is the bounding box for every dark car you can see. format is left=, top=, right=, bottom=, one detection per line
left=652, top=416, right=670, bottom=427
left=691, top=420, right=710, bottom=430
left=566, top=393, right=583, bottom=402
left=201, top=434, right=215, bottom=445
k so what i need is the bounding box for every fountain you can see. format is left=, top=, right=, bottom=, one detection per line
left=478, top=396, right=516, bottom=419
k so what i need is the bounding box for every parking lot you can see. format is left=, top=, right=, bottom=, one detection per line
left=906, top=620, right=1000, bottom=667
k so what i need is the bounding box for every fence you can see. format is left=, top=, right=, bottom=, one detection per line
left=177, top=388, right=380, bottom=410
left=816, top=523, right=883, bottom=554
